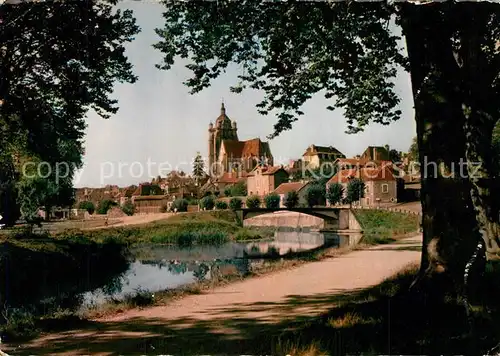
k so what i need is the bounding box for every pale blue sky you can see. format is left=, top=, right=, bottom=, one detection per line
left=74, top=2, right=416, bottom=188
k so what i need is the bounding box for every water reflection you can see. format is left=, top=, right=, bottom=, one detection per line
left=83, top=230, right=360, bottom=306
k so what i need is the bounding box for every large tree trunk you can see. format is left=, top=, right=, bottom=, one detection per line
left=399, top=4, right=482, bottom=295
left=459, top=8, right=500, bottom=261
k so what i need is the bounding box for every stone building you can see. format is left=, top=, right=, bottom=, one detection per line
left=302, top=144, right=345, bottom=169
left=326, top=165, right=397, bottom=206
left=247, top=165, right=289, bottom=197
left=360, top=146, right=390, bottom=162
left=208, top=103, right=273, bottom=177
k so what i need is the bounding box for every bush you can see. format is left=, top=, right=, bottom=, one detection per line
left=215, top=201, right=228, bottom=210
left=121, top=201, right=135, bottom=216
left=284, top=190, right=299, bottom=209
left=123, top=287, right=155, bottom=307
left=264, top=193, right=281, bottom=209
left=171, top=198, right=188, bottom=212
left=305, top=183, right=326, bottom=207
left=224, top=187, right=232, bottom=197
left=78, top=201, right=95, bottom=214
left=246, top=195, right=261, bottom=209
left=200, top=195, right=215, bottom=210
left=97, top=199, right=117, bottom=215
left=231, top=182, right=247, bottom=197
left=229, top=197, right=243, bottom=211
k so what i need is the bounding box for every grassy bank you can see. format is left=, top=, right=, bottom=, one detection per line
left=0, top=209, right=421, bottom=343
left=275, top=261, right=500, bottom=355
left=0, top=234, right=129, bottom=341
left=52, top=211, right=274, bottom=246
left=353, top=209, right=420, bottom=244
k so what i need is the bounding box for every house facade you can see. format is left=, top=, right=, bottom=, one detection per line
left=272, top=181, right=310, bottom=207
left=326, top=166, right=397, bottom=206
left=302, top=144, right=345, bottom=169
left=247, top=166, right=290, bottom=197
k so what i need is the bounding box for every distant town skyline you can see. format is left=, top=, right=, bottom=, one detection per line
left=74, top=2, right=416, bottom=188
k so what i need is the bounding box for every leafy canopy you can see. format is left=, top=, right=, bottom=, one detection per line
left=327, top=182, right=344, bottom=206
left=346, top=178, right=365, bottom=204
left=154, top=2, right=406, bottom=138
left=246, top=195, right=261, bottom=209
left=284, top=190, right=299, bottom=209
left=264, top=193, right=280, bottom=209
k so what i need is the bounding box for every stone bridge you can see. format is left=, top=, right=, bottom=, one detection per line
left=235, top=208, right=362, bottom=231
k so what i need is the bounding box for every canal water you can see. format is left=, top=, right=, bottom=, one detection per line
left=82, top=230, right=360, bottom=307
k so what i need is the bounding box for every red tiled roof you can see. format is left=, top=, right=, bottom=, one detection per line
left=222, top=140, right=245, bottom=157
left=335, top=158, right=393, bottom=168
left=247, top=165, right=286, bottom=176
left=216, top=172, right=248, bottom=184
left=273, top=182, right=309, bottom=195
left=242, top=138, right=262, bottom=157
left=328, top=166, right=395, bottom=184
left=133, top=195, right=167, bottom=201
left=303, top=145, right=344, bottom=157
left=222, top=138, right=271, bottom=159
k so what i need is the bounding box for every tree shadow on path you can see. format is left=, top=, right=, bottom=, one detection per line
left=8, top=262, right=500, bottom=356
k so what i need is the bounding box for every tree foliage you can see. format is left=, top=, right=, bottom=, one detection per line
left=408, top=136, right=419, bottom=163
left=0, top=154, right=20, bottom=226
left=230, top=182, right=247, bottom=197
left=327, top=183, right=344, bottom=206
left=172, top=198, right=188, bottom=212
left=264, top=193, right=280, bottom=209
left=245, top=195, right=261, bottom=209
left=346, top=178, right=365, bottom=205
left=305, top=183, right=326, bottom=208
left=0, top=1, right=139, bottom=225
left=284, top=190, right=299, bottom=209
left=200, top=195, right=215, bottom=210
left=215, top=200, right=228, bottom=210
left=389, top=149, right=402, bottom=163
left=78, top=201, right=95, bottom=215
left=229, top=197, right=243, bottom=211
left=155, top=2, right=404, bottom=138
left=121, top=201, right=135, bottom=216
left=16, top=177, right=50, bottom=225
left=192, top=152, right=205, bottom=181
left=97, top=199, right=117, bottom=215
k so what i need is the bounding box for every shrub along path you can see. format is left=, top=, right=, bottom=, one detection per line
left=7, top=234, right=422, bottom=355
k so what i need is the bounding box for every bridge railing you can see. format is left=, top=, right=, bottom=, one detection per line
left=351, top=204, right=422, bottom=217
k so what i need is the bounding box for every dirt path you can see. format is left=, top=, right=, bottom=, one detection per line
left=6, top=235, right=422, bottom=356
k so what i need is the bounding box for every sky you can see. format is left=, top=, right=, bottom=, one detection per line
left=74, top=2, right=416, bottom=188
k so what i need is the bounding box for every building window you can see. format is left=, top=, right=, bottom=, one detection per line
left=381, top=183, right=389, bottom=193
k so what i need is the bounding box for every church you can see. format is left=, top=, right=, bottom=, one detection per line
left=208, top=103, right=273, bottom=177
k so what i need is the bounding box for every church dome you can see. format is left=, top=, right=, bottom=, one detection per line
left=215, top=102, right=232, bottom=129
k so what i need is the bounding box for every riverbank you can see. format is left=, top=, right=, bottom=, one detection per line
left=0, top=209, right=420, bottom=344
left=0, top=234, right=129, bottom=342
left=7, top=235, right=423, bottom=355
left=52, top=211, right=275, bottom=246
